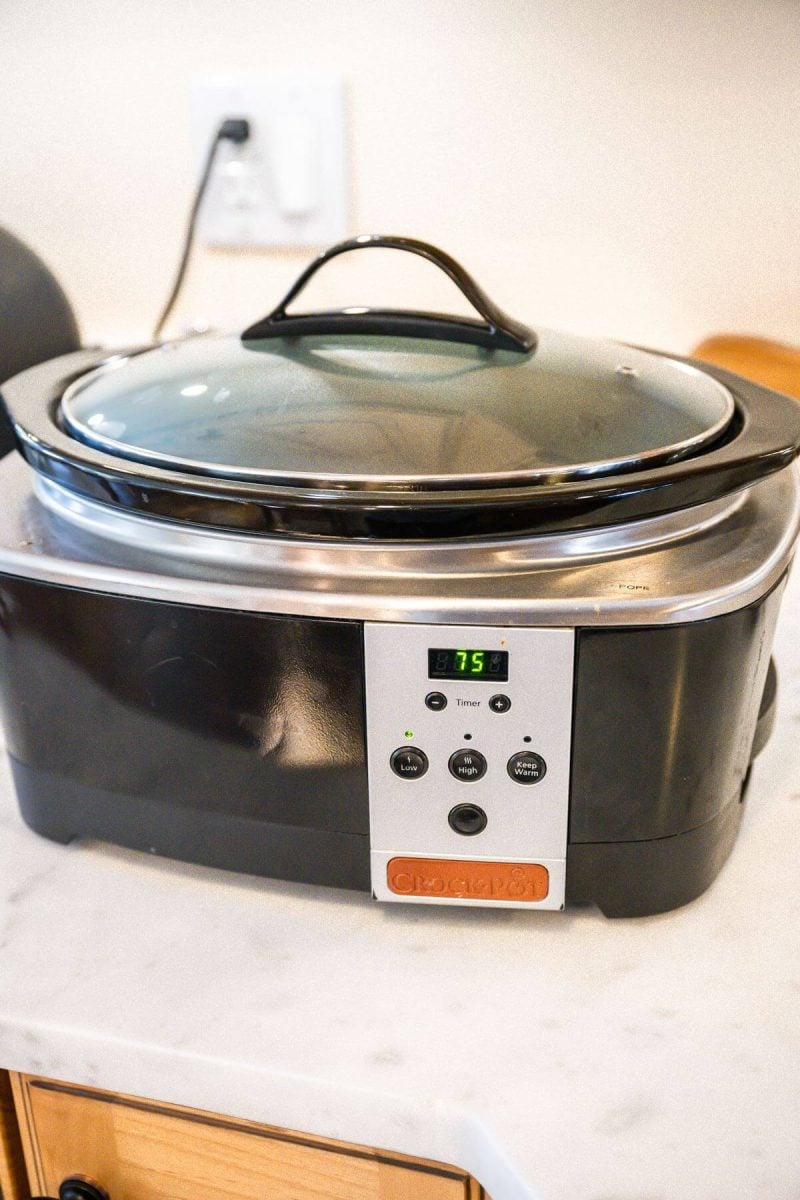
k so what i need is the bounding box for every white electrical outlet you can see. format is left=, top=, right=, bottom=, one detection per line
left=190, top=75, right=349, bottom=248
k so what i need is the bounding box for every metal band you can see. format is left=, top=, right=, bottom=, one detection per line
left=0, top=456, right=789, bottom=626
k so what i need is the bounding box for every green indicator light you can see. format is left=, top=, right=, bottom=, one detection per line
left=404, top=730, right=414, bottom=738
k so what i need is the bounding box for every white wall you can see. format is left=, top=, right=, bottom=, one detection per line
left=1, top=0, right=798, bottom=352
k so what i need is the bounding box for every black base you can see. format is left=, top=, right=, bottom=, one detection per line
left=16, top=750, right=745, bottom=916
left=0, top=570, right=783, bottom=919
left=11, top=757, right=371, bottom=892
left=565, top=657, right=776, bottom=917
left=566, top=790, right=744, bottom=917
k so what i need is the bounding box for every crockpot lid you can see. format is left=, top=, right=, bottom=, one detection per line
left=59, top=331, right=735, bottom=491
left=58, top=236, right=735, bottom=493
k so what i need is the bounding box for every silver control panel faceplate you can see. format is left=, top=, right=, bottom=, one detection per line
left=364, top=623, right=575, bottom=909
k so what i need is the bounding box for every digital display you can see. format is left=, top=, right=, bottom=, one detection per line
left=428, top=648, right=509, bottom=682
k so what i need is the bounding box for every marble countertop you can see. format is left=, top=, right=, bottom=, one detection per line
left=2, top=574, right=800, bottom=1200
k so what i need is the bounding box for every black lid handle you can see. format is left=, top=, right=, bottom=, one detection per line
left=241, top=235, right=537, bottom=354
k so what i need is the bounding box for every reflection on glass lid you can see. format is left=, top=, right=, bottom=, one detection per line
left=59, top=329, right=735, bottom=490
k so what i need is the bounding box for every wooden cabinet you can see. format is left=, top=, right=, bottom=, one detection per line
left=2, top=1073, right=484, bottom=1200
left=0, top=1073, right=27, bottom=1200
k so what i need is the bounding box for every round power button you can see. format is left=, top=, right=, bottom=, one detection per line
left=448, top=803, right=488, bottom=836
left=390, top=746, right=429, bottom=779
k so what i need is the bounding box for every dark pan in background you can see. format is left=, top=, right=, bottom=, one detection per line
left=0, top=227, right=80, bottom=457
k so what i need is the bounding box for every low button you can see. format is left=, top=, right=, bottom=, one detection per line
left=425, top=691, right=447, bottom=711
left=507, top=750, right=547, bottom=785
left=449, top=748, right=487, bottom=782
left=390, top=746, right=429, bottom=779
left=489, top=694, right=511, bottom=713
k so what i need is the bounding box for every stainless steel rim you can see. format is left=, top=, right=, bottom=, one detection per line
left=35, top=474, right=748, bottom=578
left=0, top=455, right=788, bottom=626
left=58, top=352, right=737, bottom=493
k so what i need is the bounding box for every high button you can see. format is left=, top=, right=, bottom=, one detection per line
left=448, top=748, right=487, bottom=782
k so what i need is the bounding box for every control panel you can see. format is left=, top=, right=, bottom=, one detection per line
left=364, top=623, right=574, bottom=909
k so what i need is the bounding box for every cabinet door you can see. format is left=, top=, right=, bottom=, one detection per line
left=11, top=1075, right=482, bottom=1200
left=0, top=1072, right=27, bottom=1200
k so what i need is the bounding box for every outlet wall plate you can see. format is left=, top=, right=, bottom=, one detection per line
left=190, top=74, right=349, bottom=248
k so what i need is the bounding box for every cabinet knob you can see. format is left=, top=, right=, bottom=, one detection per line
left=33, top=1175, right=110, bottom=1200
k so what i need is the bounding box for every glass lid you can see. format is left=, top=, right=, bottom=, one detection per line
left=59, top=237, right=735, bottom=493
left=60, top=330, right=735, bottom=491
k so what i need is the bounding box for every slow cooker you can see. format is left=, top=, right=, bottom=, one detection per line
left=1, top=235, right=798, bottom=917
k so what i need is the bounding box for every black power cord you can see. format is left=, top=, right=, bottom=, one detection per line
left=153, top=116, right=251, bottom=341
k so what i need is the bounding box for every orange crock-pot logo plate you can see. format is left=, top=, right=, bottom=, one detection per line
left=387, top=857, right=549, bottom=902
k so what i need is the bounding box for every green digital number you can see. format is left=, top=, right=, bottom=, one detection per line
left=470, top=651, right=485, bottom=674
left=455, top=650, right=468, bottom=672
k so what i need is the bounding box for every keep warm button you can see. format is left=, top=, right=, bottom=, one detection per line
left=507, top=750, right=547, bottom=784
